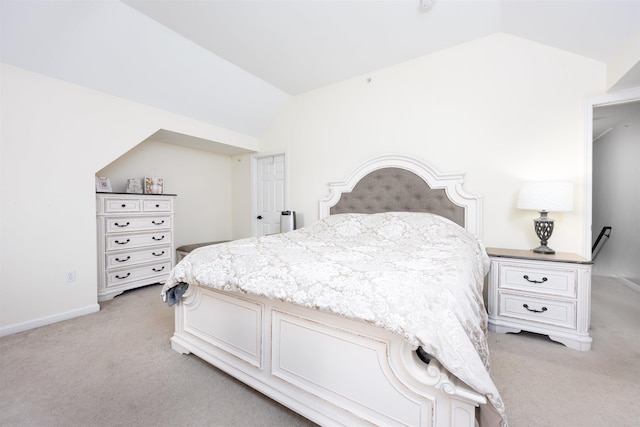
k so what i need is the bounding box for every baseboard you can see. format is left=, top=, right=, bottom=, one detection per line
left=0, top=304, right=100, bottom=337
left=602, top=274, right=640, bottom=292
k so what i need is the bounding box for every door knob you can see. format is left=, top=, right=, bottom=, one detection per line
left=257, top=215, right=263, bottom=219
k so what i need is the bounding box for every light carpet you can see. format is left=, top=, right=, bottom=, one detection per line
left=1, top=276, right=638, bottom=426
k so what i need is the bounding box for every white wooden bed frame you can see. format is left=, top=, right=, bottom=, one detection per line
left=170, top=154, right=486, bottom=426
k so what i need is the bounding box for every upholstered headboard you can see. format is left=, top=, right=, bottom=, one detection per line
left=329, top=167, right=464, bottom=227
left=319, top=154, right=482, bottom=238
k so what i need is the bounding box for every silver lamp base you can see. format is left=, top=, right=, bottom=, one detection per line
left=532, top=211, right=555, bottom=254
left=533, top=244, right=555, bottom=254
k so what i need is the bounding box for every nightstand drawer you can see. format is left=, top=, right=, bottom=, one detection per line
left=499, top=263, right=576, bottom=297
left=499, top=292, right=576, bottom=329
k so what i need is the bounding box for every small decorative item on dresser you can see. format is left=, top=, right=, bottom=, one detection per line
left=95, top=176, right=112, bottom=193
left=144, top=177, right=164, bottom=194
left=126, top=178, right=143, bottom=194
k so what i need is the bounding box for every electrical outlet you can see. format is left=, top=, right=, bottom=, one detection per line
left=64, top=270, right=76, bottom=283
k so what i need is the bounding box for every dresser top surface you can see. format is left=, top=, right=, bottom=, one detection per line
left=96, top=192, right=177, bottom=196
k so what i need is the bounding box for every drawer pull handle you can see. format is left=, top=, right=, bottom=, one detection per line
left=121, top=204, right=126, bottom=208
left=115, top=256, right=131, bottom=262
left=155, top=204, right=160, bottom=208
left=152, top=266, right=165, bottom=272
left=523, top=304, right=548, bottom=313
left=523, top=275, right=548, bottom=284
left=152, top=251, right=165, bottom=257
left=152, top=236, right=165, bottom=241
left=114, top=222, right=130, bottom=228
left=152, top=220, right=165, bottom=225
left=115, top=239, right=130, bottom=245
left=115, top=273, right=131, bottom=280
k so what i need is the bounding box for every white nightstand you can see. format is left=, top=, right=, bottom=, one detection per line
left=486, top=247, right=593, bottom=351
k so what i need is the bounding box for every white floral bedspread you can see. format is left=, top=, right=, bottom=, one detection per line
left=162, top=212, right=506, bottom=426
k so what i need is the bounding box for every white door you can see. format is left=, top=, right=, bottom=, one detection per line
left=254, top=154, right=286, bottom=237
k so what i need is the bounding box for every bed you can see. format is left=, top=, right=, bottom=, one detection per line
left=162, top=154, right=506, bottom=427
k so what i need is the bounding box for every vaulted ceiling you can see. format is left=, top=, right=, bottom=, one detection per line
left=2, top=0, right=639, bottom=137
left=123, top=0, right=640, bottom=95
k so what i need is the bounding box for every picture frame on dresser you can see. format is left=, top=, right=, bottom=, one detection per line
left=95, top=176, right=112, bottom=193
left=144, top=177, right=164, bottom=194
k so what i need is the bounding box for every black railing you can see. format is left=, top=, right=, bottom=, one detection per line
left=592, top=226, right=612, bottom=260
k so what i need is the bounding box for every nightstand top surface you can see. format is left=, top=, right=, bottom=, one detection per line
left=486, top=247, right=592, bottom=264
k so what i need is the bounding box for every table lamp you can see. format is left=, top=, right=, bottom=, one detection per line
left=516, top=181, right=573, bottom=254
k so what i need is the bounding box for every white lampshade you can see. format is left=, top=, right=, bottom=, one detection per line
left=516, top=181, right=574, bottom=212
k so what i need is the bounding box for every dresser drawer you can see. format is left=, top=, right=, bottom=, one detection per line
left=498, top=292, right=576, bottom=329
left=498, top=263, right=576, bottom=297
left=143, top=199, right=173, bottom=212
left=101, top=197, right=141, bottom=213
left=105, top=261, right=172, bottom=288
left=104, top=216, right=171, bottom=233
left=105, top=245, right=171, bottom=269
left=105, top=231, right=172, bottom=251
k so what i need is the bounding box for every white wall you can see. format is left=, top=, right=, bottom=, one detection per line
left=0, top=32, right=624, bottom=335
left=258, top=34, right=606, bottom=255
left=0, top=64, right=258, bottom=334
left=96, top=140, right=236, bottom=248
left=592, top=111, right=640, bottom=283
left=231, top=154, right=255, bottom=240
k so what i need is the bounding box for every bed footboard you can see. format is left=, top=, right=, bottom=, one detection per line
left=171, top=285, right=485, bottom=427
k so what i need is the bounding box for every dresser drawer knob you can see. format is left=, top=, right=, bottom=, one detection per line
left=152, top=235, right=165, bottom=241
left=114, top=222, right=130, bottom=228
left=115, top=273, right=131, bottom=280
left=523, top=304, right=548, bottom=313
left=115, top=256, right=131, bottom=263
left=152, top=266, right=165, bottom=272
left=152, top=220, right=165, bottom=225
left=523, top=275, right=548, bottom=284
left=152, top=251, right=165, bottom=256
left=121, top=204, right=126, bottom=208
left=115, top=239, right=130, bottom=245
left=155, top=204, right=160, bottom=208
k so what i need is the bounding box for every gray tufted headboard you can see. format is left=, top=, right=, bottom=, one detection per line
left=329, top=167, right=464, bottom=227
left=319, top=155, right=482, bottom=238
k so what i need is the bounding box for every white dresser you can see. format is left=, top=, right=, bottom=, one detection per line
left=486, top=248, right=593, bottom=351
left=96, top=193, right=176, bottom=301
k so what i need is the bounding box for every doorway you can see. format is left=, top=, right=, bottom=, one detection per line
left=586, top=89, right=640, bottom=284
left=251, top=152, right=287, bottom=237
